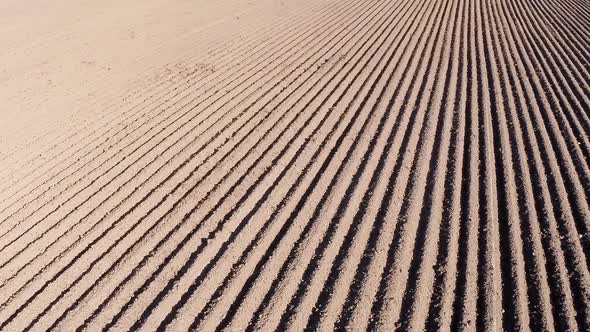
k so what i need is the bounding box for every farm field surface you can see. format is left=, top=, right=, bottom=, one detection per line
left=1, top=0, right=590, bottom=330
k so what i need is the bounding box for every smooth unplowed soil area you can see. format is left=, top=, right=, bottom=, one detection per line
left=1, top=0, right=590, bottom=330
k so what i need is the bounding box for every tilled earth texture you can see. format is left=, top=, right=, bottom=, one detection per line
left=1, top=0, right=590, bottom=330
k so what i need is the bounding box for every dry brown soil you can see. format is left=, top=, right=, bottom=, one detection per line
left=1, top=0, right=590, bottom=330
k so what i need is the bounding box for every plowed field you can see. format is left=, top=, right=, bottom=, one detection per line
left=1, top=0, right=590, bottom=330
